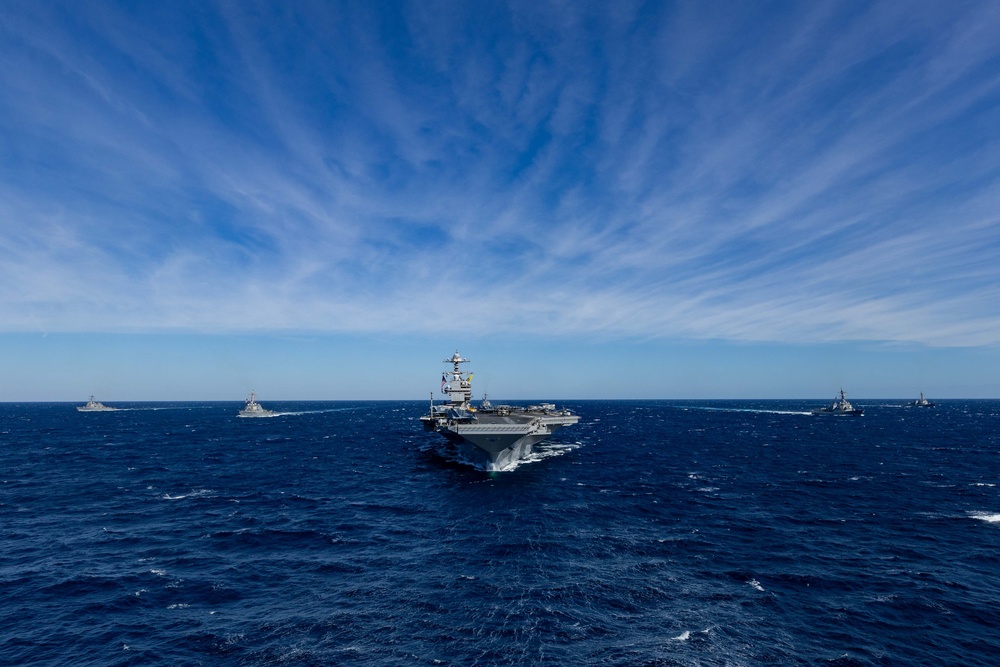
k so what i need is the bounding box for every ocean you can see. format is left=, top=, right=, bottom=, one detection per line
left=2, top=399, right=999, bottom=666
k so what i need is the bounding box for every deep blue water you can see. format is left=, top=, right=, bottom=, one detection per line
left=2, top=399, right=999, bottom=666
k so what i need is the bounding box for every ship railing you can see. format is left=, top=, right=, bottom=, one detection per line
left=449, top=423, right=539, bottom=432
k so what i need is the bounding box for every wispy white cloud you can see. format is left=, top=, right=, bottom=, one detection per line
left=1, top=0, right=999, bottom=347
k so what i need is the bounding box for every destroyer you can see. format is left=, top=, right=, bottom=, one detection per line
left=420, top=352, right=579, bottom=471
left=239, top=390, right=277, bottom=417
left=812, top=389, right=864, bottom=416
left=908, top=392, right=935, bottom=408
left=77, top=395, right=116, bottom=412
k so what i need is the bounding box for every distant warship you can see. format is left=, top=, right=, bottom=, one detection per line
left=420, top=352, right=579, bottom=471
left=909, top=392, right=935, bottom=408
left=77, top=395, right=116, bottom=412
left=238, top=390, right=276, bottom=417
left=812, top=389, right=864, bottom=416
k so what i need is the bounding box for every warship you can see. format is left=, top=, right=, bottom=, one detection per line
left=908, top=392, right=935, bottom=407
left=238, top=390, right=277, bottom=417
left=77, top=395, right=116, bottom=412
left=420, top=352, right=579, bottom=471
left=812, top=389, right=864, bottom=416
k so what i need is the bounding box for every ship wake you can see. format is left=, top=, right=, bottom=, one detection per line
left=239, top=407, right=363, bottom=418
left=419, top=440, right=581, bottom=472
left=503, top=441, right=581, bottom=471
left=675, top=406, right=813, bottom=416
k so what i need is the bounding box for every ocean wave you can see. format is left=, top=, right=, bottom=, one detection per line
left=161, top=489, right=215, bottom=501
left=5, top=399, right=1000, bottom=666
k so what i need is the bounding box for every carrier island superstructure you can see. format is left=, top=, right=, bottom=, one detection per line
left=420, top=352, right=579, bottom=471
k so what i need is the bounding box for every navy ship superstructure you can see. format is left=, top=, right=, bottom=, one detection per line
left=238, top=390, right=277, bottom=417
left=77, top=395, right=116, bottom=412
left=812, top=389, right=864, bottom=416
left=420, top=352, right=579, bottom=471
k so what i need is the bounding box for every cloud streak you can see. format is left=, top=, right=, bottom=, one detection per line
left=2, top=0, right=999, bottom=347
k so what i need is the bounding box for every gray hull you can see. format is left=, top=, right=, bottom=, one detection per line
left=433, top=414, right=579, bottom=471
left=238, top=408, right=277, bottom=417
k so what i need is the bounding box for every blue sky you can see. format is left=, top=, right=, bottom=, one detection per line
left=2, top=1, right=1000, bottom=400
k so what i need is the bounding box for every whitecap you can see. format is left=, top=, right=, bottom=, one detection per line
left=672, top=628, right=712, bottom=641
left=162, top=489, right=214, bottom=501
left=969, top=512, right=1000, bottom=523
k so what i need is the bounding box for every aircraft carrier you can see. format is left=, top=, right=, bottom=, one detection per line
left=420, top=352, right=579, bottom=471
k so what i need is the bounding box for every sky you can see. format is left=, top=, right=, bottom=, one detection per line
left=2, top=0, right=1000, bottom=401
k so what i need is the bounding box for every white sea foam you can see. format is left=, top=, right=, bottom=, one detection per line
left=423, top=440, right=581, bottom=472
left=969, top=512, right=1000, bottom=523
left=162, top=489, right=214, bottom=501
left=126, top=406, right=214, bottom=411
left=675, top=405, right=813, bottom=416
left=503, top=442, right=580, bottom=471
left=251, top=407, right=364, bottom=417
